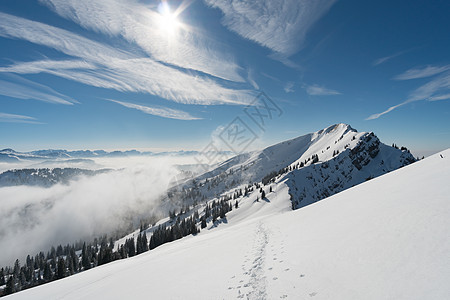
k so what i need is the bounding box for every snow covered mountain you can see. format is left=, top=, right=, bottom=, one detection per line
left=5, top=148, right=449, bottom=299
left=0, top=168, right=110, bottom=187
left=167, top=123, right=415, bottom=210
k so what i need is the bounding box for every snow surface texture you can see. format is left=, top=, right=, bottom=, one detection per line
left=7, top=150, right=450, bottom=299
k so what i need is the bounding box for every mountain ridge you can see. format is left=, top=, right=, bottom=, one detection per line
left=167, top=123, right=415, bottom=210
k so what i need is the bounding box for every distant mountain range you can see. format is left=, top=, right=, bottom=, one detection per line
left=0, top=148, right=232, bottom=162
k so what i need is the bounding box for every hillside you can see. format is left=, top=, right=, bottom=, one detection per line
left=6, top=149, right=449, bottom=299
left=0, top=168, right=111, bottom=187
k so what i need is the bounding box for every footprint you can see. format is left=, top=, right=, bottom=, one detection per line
left=300, top=274, right=305, bottom=278
left=268, top=267, right=273, bottom=270
left=273, top=277, right=278, bottom=280
left=284, top=268, right=290, bottom=271
left=309, top=292, right=317, bottom=297
left=280, top=295, right=288, bottom=299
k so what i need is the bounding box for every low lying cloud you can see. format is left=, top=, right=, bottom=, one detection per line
left=0, top=155, right=200, bottom=267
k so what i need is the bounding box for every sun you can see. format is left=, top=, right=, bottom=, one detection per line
left=158, top=2, right=180, bottom=35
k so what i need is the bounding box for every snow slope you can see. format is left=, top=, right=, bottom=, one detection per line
left=7, top=150, right=449, bottom=299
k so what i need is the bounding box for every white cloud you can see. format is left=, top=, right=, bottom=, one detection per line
left=107, top=99, right=201, bottom=120
left=0, top=74, right=77, bottom=105
left=0, top=59, right=96, bottom=74
left=205, top=0, right=336, bottom=56
left=304, top=84, right=340, bottom=96
left=261, top=72, right=281, bottom=83
left=429, top=93, right=450, bottom=101
left=393, top=65, right=450, bottom=80
left=0, top=12, right=255, bottom=106
left=247, top=69, right=259, bottom=90
left=0, top=112, right=42, bottom=124
left=284, top=82, right=294, bottom=93
left=367, top=71, right=450, bottom=120
left=366, top=104, right=402, bottom=120
left=39, top=0, right=244, bottom=82
left=372, top=51, right=404, bottom=66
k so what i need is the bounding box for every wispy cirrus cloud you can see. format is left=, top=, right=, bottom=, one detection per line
left=373, top=51, right=404, bottom=66
left=0, top=74, right=76, bottom=105
left=367, top=69, right=450, bottom=120
left=205, top=0, right=336, bottom=57
left=0, top=12, right=254, bottom=106
left=284, top=82, right=294, bottom=93
left=247, top=69, right=259, bottom=90
left=0, top=60, right=96, bottom=74
left=304, top=83, right=341, bottom=96
left=0, top=112, right=42, bottom=124
left=106, top=99, right=201, bottom=121
left=429, top=93, right=450, bottom=101
left=393, top=65, right=450, bottom=80
left=39, top=0, right=244, bottom=82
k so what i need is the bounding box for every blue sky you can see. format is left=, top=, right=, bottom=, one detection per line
left=0, top=0, right=449, bottom=157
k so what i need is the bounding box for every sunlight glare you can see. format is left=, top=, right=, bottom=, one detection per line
left=158, top=2, right=180, bottom=35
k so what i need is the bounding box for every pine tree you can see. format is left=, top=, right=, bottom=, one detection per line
left=67, top=256, right=75, bottom=275
left=56, top=258, right=66, bottom=279
left=81, top=243, right=90, bottom=270
left=43, top=262, right=52, bottom=281
left=201, top=216, right=207, bottom=229
left=128, top=238, right=136, bottom=257
left=5, top=275, right=15, bottom=295
left=141, top=233, right=148, bottom=253
left=0, top=267, right=5, bottom=286
left=13, top=259, right=20, bottom=277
